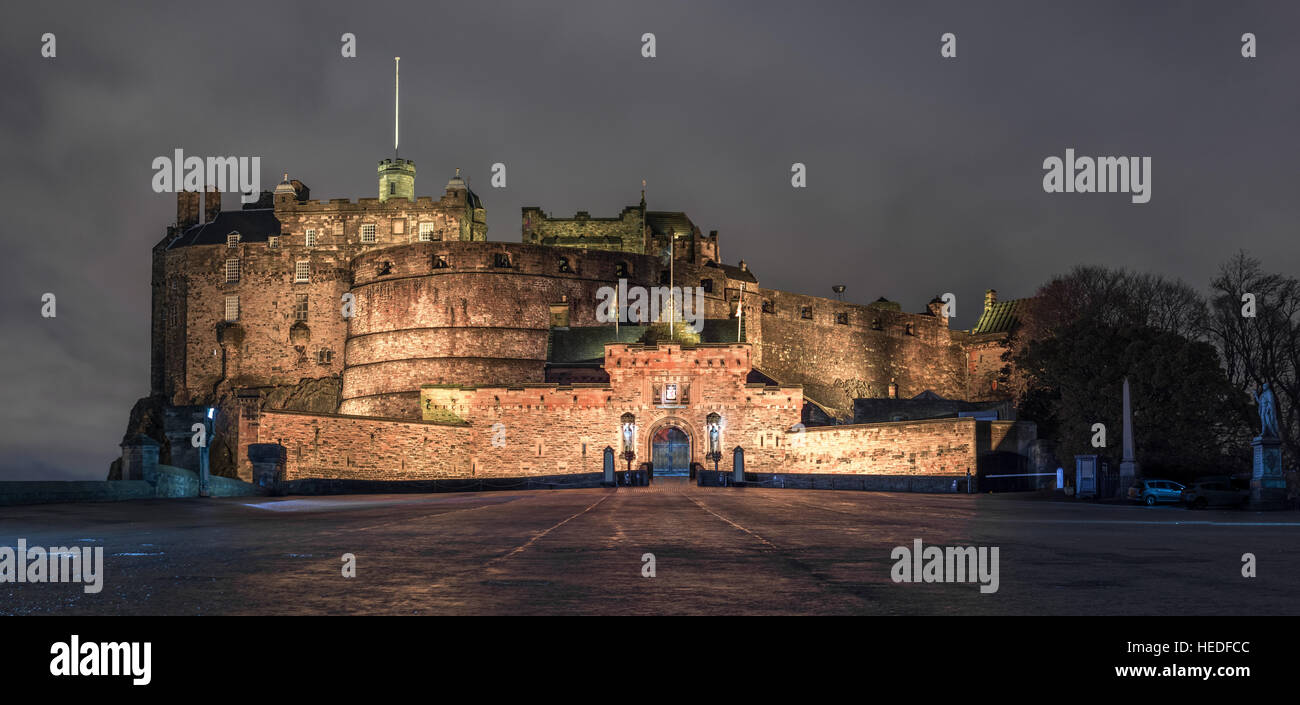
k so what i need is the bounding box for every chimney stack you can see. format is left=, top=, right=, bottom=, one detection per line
left=204, top=187, right=221, bottom=223
left=177, top=191, right=200, bottom=229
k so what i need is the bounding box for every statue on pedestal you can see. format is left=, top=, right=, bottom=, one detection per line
left=1256, top=383, right=1280, bottom=439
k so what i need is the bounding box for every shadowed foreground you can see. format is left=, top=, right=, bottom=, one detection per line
left=2, top=483, right=1297, bottom=615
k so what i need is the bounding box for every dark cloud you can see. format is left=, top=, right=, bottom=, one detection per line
left=1, top=1, right=1296, bottom=478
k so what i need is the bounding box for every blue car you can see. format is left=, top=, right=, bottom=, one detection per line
left=1128, top=479, right=1186, bottom=506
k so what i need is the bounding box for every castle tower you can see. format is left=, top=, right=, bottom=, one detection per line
left=378, top=56, right=415, bottom=203
left=379, top=158, right=416, bottom=202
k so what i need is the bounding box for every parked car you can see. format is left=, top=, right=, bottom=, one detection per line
left=1128, top=479, right=1186, bottom=505
left=1181, top=478, right=1249, bottom=509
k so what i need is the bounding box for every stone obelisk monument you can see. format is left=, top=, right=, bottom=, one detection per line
left=1119, top=377, right=1139, bottom=491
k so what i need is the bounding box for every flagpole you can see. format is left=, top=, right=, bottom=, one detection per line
left=669, top=234, right=675, bottom=339
left=394, top=57, right=400, bottom=158
left=738, top=281, right=745, bottom=341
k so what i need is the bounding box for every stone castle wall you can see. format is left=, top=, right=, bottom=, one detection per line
left=242, top=400, right=997, bottom=481
left=748, top=287, right=968, bottom=413
left=154, top=186, right=485, bottom=406
left=242, top=409, right=475, bottom=481
left=522, top=205, right=647, bottom=253
left=784, top=418, right=979, bottom=475
left=339, top=242, right=748, bottom=416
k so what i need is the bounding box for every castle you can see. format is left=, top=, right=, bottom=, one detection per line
left=117, top=153, right=1036, bottom=485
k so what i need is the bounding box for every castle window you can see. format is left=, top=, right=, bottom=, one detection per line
left=224, top=258, right=240, bottom=283
left=418, top=222, right=436, bottom=242
left=615, top=262, right=629, bottom=278
left=800, top=306, right=813, bottom=320
left=432, top=254, right=448, bottom=269
left=304, top=229, right=317, bottom=247
left=871, top=318, right=882, bottom=330
left=267, top=235, right=279, bottom=249
left=360, top=224, right=376, bottom=243
left=762, top=300, right=775, bottom=314
left=224, top=295, right=239, bottom=322
left=295, top=260, right=310, bottom=283
left=318, top=348, right=334, bottom=365
left=700, top=278, right=714, bottom=293
left=494, top=252, right=511, bottom=268
left=378, top=261, right=393, bottom=276
left=905, top=323, right=915, bottom=335
left=294, top=294, right=308, bottom=322
left=391, top=218, right=405, bottom=234
left=167, top=305, right=178, bottom=326
left=558, top=257, right=571, bottom=273
left=835, top=312, right=848, bottom=325
left=388, top=182, right=396, bottom=195
left=658, top=270, right=670, bottom=285
left=226, top=232, right=240, bottom=248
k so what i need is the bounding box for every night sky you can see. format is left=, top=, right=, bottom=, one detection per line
left=1, top=1, right=1296, bottom=479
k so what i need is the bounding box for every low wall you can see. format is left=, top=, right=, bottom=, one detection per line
left=280, top=472, right=605, bottom=496
left=697, top=470, right=968, bottom=493
left=0, top=481, right=157, bottom=506
left=148, top=464, right=265, bottom=498
left=785, top=417, right=979, bottom=475
left=0, top=466, right=264, bottom=506
left=243, top=409, right=476, bottom=481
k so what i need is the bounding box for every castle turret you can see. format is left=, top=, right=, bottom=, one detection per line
left=273, top=173, right=298, bottom=207
left=379, top=158, right=416, bottom=202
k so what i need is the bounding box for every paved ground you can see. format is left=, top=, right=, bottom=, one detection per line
left=2, top=481, right=1298, bottom=615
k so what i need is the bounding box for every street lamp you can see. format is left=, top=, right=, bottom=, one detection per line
left=620, top=412, right=637, bottom=478
left=706, top=412, right=722, bottom=474
left=199, top=407, right=216, bottom=498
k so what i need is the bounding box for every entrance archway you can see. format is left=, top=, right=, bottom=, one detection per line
left=652, top=426, right=691, bottom=476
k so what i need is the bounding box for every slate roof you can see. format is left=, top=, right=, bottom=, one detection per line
left=971, top=299, right=1023, bottom=335
left=167, top=209, right=281, bottom=249
left=711, top=261, right=758, bottom=284
left=547, top=320, right=743, bottom=364
left=463, top=188, right=483, bottom=210
left=645, top=211, right=695, bottom=237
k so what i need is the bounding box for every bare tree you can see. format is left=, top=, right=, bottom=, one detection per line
left=1206, top=251, right=1300, bottom=464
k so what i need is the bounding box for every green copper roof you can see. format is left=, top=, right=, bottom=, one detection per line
left=971, top=299, right=1022, bottom=335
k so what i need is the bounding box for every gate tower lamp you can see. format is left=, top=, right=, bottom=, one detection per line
left=706, top=412, right=722, bottom=473
left=620, top=413, right=637, bottom=473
